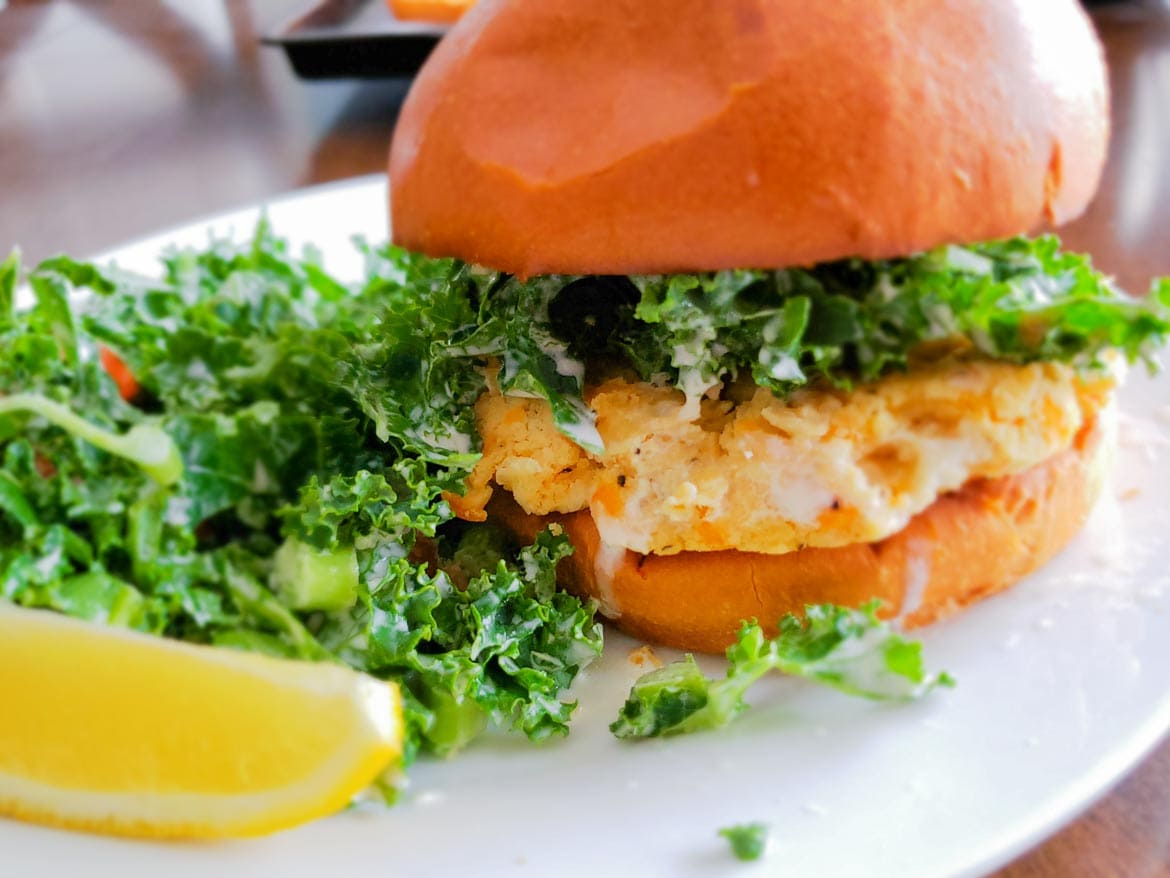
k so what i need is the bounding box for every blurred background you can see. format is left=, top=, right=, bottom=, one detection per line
left=1, top=0, right=412, bottom=263
left=1, top=0, right=1168, bottom=295
left=1, top=1, right=1169, bottom=875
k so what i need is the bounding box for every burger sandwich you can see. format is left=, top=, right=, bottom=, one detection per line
left=387, top=0, right=1169, bottom=652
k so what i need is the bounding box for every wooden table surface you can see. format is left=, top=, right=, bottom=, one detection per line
left=2, top=1, right=1169, bottom=874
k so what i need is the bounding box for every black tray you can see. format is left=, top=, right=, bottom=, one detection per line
left=263, top=0, right=446, bottom=79
left=264, top=0, right=1131, bottom=81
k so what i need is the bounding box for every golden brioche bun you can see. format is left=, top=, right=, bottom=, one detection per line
left=389, top=0, right=1108, bottom=278
left=491, top=414, right=1111, bottom=653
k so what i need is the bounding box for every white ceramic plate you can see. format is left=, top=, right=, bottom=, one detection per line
left=5, top=177, right=1170, bottom=878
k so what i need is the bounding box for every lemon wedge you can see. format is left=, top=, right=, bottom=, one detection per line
left=0, top=602, right=402, bottom=839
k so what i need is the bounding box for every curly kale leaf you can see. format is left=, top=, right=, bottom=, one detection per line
left=616, top=236, right=1170, bottom=404
left=280, top=462, right=451, bottom=551
left=611, top=603, right=953, bottom=739
left=315, top=528, right=603, bottom=763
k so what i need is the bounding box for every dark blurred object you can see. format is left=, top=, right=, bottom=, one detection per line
left=260, top=0, right=1146, bottom=81
left=265, top=0, right=443, bottom=78
left=265, top=0, right=1149, bottom=81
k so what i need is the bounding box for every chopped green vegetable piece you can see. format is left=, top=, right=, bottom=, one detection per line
left=0, top=470, right=38, bottom=532
left=47, top=571, right=147, bottom=628
left=269, top=537, right=359, bottom=612
left=0, top=394, right=182, bottom=486
left=611, top=603, right=953, bottom=739
left=719, top=822, right=769, bottom=862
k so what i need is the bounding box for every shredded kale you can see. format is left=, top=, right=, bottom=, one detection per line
left=618, top=237, right=1170, bottom=405
left=611, top=603, right=953, bottom=740
left=75, top=229, right=1167, bottom=461
left=0, top=225, right=603, bottom=769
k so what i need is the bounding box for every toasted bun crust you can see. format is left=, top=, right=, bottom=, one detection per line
left=389, top=0, right=1108, bottom=278
left=491, top=416, right=1110, bottom=652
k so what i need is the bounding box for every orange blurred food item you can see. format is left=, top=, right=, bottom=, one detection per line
left=98, top=346, right=139, bottom=402
left=388, top=0, right=475, bottom=24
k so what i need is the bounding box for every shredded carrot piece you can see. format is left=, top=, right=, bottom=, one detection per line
left=592, top=482, right=625, bottom=517
left=99, top=346, right=140, bottom=402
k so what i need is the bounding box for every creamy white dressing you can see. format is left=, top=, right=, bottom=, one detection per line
left=558, top=417, right=604, bottom=454
left=814, top=626, right=934, bottom=698
left=941, top=245, right=993, bottom=276
left=34, top=544, right=64, bottom=578
left=592, top=540, right=627, bottom=619
left=545, top=343, right=585, bottom=382
left=251, top=460, right=273, bottom=493
left=671, top=342, right=703, bottom=368
left=411, top=425, right=473, bottom=455
left=898, top=539, right=932, bottom=622
left=185, top=359, right=213, bottom=382
left=502, top=387, right=543, bottom=400
left=674, top=366, right=715, bottom=422
left=767, top=353, right=804, bottom=382
left=163, top=496, right=193, bottom=527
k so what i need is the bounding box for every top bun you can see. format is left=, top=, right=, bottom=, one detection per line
left=389, top=0, right=1108, bottom=278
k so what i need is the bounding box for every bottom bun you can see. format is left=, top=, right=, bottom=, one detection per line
left=490, top=414, right=1111, bottom=653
